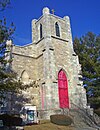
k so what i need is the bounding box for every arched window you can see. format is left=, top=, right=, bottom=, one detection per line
left=55, top=22, right=60, bottom=37
left=21, top=70, right=29, bottom=83
left=40, top=24, right=43, bottom=39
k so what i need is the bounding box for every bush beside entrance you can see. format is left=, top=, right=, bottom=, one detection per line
left=0, top=114, right=22, bottom=126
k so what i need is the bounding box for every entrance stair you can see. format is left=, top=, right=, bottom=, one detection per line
left=62, top=103, right=100, bottom=130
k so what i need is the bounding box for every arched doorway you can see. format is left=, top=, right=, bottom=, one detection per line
left=58, top=70, right=69, bottom=108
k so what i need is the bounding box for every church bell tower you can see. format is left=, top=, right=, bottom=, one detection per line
left=31, top=7, right=87, bottom=118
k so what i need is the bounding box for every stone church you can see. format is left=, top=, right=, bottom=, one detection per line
left=8, top=7, right=87, bottom=118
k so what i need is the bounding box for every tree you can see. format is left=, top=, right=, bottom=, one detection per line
left=0, top=0, right=10, bottom=11
left=0, top=18, right=21, bottom=106
left=0, top=0, right=27, bottom=110
left=0, top=19, right=30, bottom=110
left=0, top=1, right=39, bottom=112
left=73, top=32, right=100, bottom=108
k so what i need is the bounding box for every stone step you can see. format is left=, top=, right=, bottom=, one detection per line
left=62, top=108, right=100, bottom=130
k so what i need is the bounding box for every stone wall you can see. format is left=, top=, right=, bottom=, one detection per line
left=13, top=44, right=36, bottom=57
left=12, top=54, right=36, bottom=81
left=11, top=7, right=87, bottom=116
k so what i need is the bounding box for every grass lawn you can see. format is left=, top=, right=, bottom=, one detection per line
left=24, top=120, right=74, bottom=130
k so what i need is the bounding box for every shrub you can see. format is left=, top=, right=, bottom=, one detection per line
left=94, top=108, right=100, bottom=116
left=50, top=114, right=73, bottom=126
left=0, top=114, right=22, bottom=126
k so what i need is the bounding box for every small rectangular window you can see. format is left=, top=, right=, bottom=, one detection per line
left=40, top=24, right=42, bottom=39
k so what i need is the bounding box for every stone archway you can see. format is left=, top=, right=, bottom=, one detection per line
left=58, top=70, right=69, bottom=108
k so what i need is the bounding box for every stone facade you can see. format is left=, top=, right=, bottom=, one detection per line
left=11, top=7, right=87, bottom=118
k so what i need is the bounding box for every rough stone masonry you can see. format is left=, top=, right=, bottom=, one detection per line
left=7, top=7, right=87, bottom=119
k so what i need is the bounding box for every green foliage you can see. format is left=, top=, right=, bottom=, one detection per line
left=0, top=18, right=15, bottom=42
left=73, top=32, right=100, bottom=108
left=0, top=0, right=27, bottom=107
left=50, top=114, right=73, bottom=126
left=0, top=0, right=11, bottom=11
left=94, top=108, right=100, bottom=116
left=0, top=18, right=15, bottom=67
left=0, top=17, right=19, bottom=93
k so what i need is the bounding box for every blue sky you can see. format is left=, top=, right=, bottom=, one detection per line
left=0, top=0, right=100, bottom=46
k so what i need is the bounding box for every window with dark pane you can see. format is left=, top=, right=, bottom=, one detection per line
left=40, top=24, right=42, bottom=39
left=55, top=22, right=60, bottom=37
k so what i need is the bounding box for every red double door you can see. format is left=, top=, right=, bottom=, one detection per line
left=58, top=70, right=69, bottom=108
